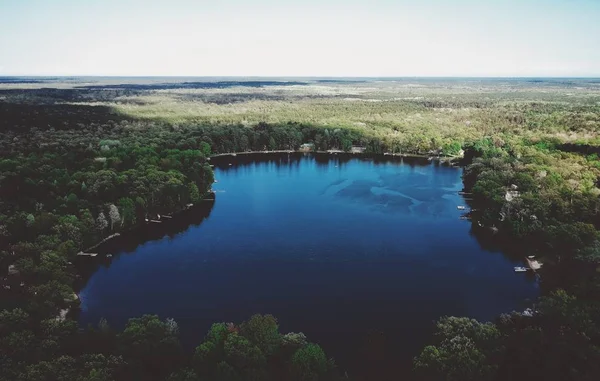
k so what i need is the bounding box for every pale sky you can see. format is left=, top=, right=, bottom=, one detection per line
left=1, top=0, right=599, bottom=77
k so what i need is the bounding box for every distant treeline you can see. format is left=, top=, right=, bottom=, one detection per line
left=0, top=101, right=462, bottom=157
left=77, top=80, right=309, bottom=91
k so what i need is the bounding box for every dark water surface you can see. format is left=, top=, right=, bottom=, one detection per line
left=79, top=153, right=538, bottom=372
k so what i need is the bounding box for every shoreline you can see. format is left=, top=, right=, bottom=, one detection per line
left=72, top=151, right=460, bottom=279
left=72, top=197, right=216, bottom=286
left=210, top=150, right=462, bottom=163
left=75, top=195, right=215, bottom=257
left=73, top=149, right=461, bottom=263
left=73, top=151, right=462, bottom=298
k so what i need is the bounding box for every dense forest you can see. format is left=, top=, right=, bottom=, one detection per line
left=1, top=78, right=600, bottom=380
left=0, top=92, right=357, bottom=380
left=414, top=137, right=600, bottom=381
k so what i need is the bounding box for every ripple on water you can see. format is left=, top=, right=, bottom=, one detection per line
left=78, top=154, right=538, bottom=374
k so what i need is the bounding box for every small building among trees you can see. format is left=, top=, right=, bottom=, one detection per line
left=299, top=143, right=314, bottom=152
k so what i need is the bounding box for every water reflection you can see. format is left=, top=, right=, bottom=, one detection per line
left=74, top=200, right=215, bottom=289
left=79, top=153, right=538, bottom=377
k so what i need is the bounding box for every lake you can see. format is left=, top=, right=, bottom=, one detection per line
left=78, top=153, right=538, bottom=374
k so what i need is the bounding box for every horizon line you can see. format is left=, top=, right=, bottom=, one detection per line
left=2, top=75, right=600, bottom=79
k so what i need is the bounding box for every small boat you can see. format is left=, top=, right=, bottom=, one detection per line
left=457, top=206, right=466, bottom=210
left=514, top=267, right=528, bottom=272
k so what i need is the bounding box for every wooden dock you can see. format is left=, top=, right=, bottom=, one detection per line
left=79, top=233, right=120, bottom=254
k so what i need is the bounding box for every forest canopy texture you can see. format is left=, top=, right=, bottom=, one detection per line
left=1, top=77, right=600, bottom=381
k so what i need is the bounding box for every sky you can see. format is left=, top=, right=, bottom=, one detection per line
left=1, top=0, right=599, bottom=77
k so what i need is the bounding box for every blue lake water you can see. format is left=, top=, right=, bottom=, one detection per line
left=79, top=153, right=538, bottom=373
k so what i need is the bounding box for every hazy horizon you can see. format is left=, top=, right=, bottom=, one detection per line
left=1, top=0, right=599, bottom=77
left=2, top=75, right=600, bottom=80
